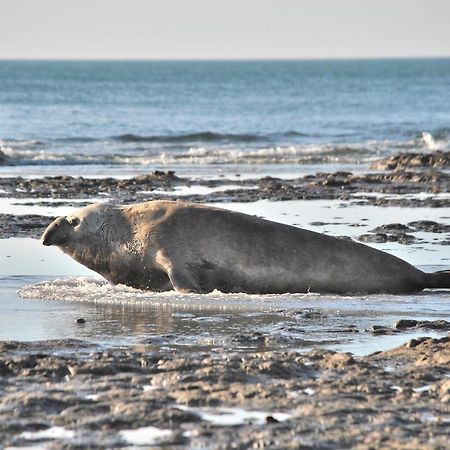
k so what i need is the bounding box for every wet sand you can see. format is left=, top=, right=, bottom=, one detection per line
left=0, top=337, right=449, bottom=449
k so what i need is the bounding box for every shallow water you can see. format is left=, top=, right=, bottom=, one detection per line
left=0, top=198, right=447, bottom=354
left=0, top=274, right=444, bottom=355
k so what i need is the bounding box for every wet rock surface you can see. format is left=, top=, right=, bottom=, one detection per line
left=394, top=319, right=450, bottom=331
left=371, top=223, right=415, bottom=234
left=0, top=337, right=448, bottom=449
left=357, top=232, right=418, bottom=245
left=369, top=150, right=449, bottom=170
left=1, top=154, right=448, bottom=209
left=368, top=320, right=450, bottom=335
left=408, top=220, right=450, bottom=233
left=0, top=214, right=55, bottom=239
left=355, top=220, right=450, bottom=246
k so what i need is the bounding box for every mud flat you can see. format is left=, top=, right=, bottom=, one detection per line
left=0, top=336, right=448, bottom=449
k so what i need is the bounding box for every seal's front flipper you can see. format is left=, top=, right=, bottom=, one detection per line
left=167, top=266, right=206, bottom=294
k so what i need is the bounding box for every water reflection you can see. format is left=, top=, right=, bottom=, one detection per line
left=6, top=276, right=448, bottom=355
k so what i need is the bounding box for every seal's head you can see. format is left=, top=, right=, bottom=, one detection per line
left=41, top=202, right=138, bottom=283
left=41, top=203, right=117, bottom=249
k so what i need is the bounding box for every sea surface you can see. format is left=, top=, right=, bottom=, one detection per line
left=0, top=59, right=449, bottom=352
left=1, top=59, right=449, bottom=178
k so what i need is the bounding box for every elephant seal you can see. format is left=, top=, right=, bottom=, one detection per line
left=41, top=200, right=449, bottom=294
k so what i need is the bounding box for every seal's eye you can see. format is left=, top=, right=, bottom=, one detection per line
left=68, top=217, right=81, bottom=227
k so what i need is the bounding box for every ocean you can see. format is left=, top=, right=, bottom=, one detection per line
left=1, top=59, right=449, bottom=178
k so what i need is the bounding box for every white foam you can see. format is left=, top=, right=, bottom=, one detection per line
left=421, top=132, right=442, bottom=151
left=19, top=276, right=323, bottom=309
left=0, top=142, right=383, bottom=167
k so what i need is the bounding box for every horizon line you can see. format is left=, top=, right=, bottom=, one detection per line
left=1, top=55, right=450, bottom=62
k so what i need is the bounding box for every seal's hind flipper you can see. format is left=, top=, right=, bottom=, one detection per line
left=424, top=270, right=450, bottom=289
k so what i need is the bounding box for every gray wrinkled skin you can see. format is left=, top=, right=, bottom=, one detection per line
left=41, top=200, right=447, bottom=294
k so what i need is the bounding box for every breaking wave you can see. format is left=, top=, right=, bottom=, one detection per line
left=1, top=130, right=448, bottom=168
left=0, top=144, right=370, bottom=166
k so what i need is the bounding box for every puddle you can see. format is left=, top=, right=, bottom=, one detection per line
left=140, top=184, right=256, bottom=196
left=119, top=426, right=173, bottom=446
left=177, top=406, right=292, bottom=426
left=19, top=427, right=75, bottom=441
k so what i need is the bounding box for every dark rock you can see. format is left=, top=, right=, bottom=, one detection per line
left=265, top=415, right=279, bottom=423
left=417, top=320, right=450, bottom=330
left=406, top=337, right=430, bottom=348
left=408, top=220, right=450, bottom=233
left=358, top=232, right=417, bottom=245
left=368, top=325, right=399, bottom=335
left=369, top=151, right=449, bottom=171
left=394, top=320, right=419, bottom=329
left=358, top=233, right=388, bottom=243
left=309, top=221, right=341, bottom=226
left=396, top=233, right=417, bottom=245
left=371, top=224, right=414, bottom=233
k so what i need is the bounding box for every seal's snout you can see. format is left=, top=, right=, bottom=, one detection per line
left=41, top=230, right=53, bottom=246
left=41, top=217, right=70, bottom=246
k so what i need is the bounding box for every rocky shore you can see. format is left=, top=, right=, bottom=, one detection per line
left=0, top=336, right=448, bottom=449
left=1, top=168, right=448, bottom=207
left=1, top=151, right=449, bottom=207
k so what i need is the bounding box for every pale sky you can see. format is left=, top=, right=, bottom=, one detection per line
left=1, top=0, right=449, bottom=59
